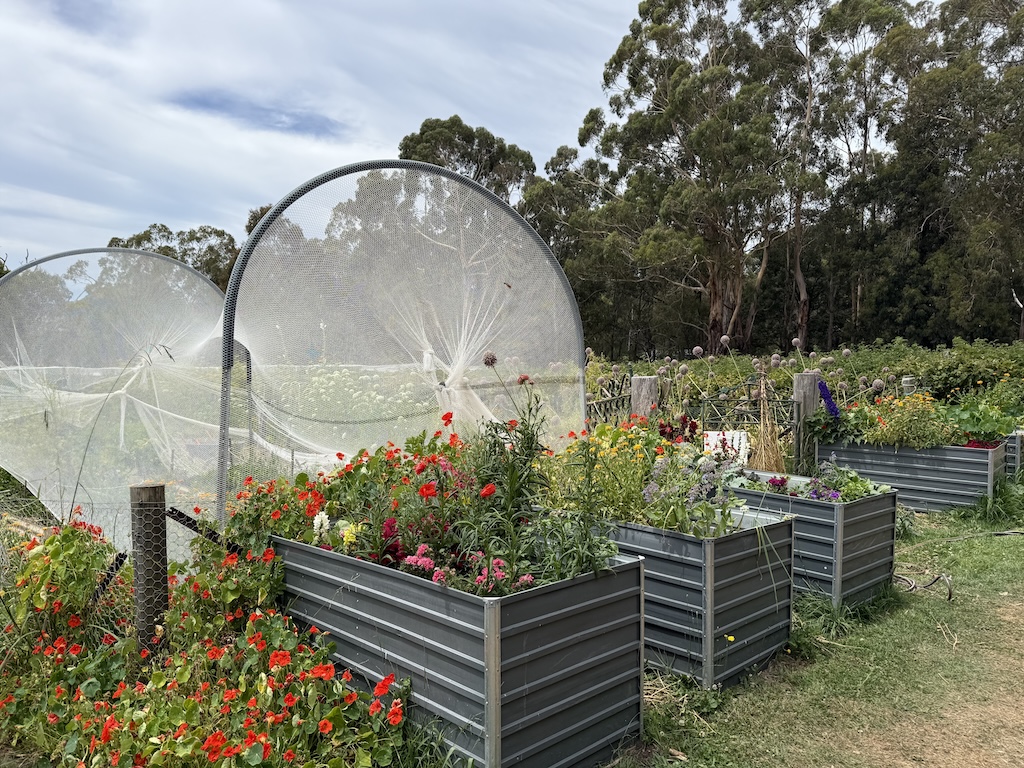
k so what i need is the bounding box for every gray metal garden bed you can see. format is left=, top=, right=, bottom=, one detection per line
left=610, top=510, right=792, bottom=689
left=731, top=473, right=897, bottom=605
left=818, top=442, right=1006, bottom=511
left=273, top=536, right=644, bottom=768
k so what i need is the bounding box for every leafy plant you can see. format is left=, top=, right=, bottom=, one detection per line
left=729, top=460, right=891, bottom=503
left=223, top=357, right=620, bottom=596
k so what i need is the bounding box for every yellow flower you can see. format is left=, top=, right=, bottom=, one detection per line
left=725, top=635, right=735, bottom=642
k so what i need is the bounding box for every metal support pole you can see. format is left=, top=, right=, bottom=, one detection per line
left=131, top=483, right=167, bottom=652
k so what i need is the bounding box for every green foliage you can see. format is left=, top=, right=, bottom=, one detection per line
left=955, top=475, right=1024, bottom=526
left=225, top=372, right=619, bottom=596
left=730, top=461, right=891, bottom=503
left=398, top=115, right=536, bottom=202
left=107, top=223, right=239, bottom=291
left=0, top=520, right=420, bottom=767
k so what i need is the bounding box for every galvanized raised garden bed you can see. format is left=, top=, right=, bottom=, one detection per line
left=731, top=473, right=897, bottom=606
left=273, top=537, right=644, bottom=768
left=818, top=442, right=1006, bottom=511
left=610, top=510, right=792, bottom=689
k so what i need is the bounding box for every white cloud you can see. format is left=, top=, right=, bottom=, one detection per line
left=0, top=0, right=635, bottom=260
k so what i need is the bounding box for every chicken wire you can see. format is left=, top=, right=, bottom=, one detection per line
left=216, top=160, right=586, bottom=512
left=0, top=248, right=225, bottom=554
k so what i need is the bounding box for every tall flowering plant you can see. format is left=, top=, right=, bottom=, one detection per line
left=224, top=354, right=618, bottom=596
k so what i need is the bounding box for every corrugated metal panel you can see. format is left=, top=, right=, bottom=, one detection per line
left=611, top=511, right=792, bottom=689
left=1006, top=433, right=1021, bottom=476
left=818, top=442, right=1005, bottom=511
left=273, top=537, right=643, bottom=768
left=734, top=474, right=896, bottom=605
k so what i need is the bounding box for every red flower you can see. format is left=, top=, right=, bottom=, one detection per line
left=442, top=411, right=453, bottom=426
left=344, top=691, right=358, bottom=705
left=318, top=719, right=332, bottom=734
left=283, top=693, right=297, bottom=707
left=268, top=650, right=291, bottom=668
left=173, top=722, right=187, bottom=739
left=207, top=646, right=226, bottom=661
left=414, top=461, right=427, bottom=475
left=47, top=713, right=59, bottom=725
left=261, top=548, right=275, bottom=564
left=67, top=614, right=82, bottom=628
left=68, top=643, right=83, bottom=656
left=479, top=483, right=496, bottom=499
left=374, top=673, right=395, bottom=697
left=369, top=699, right=383, bottom=716
left=418, top=481, right=437, bottom=499
left=310, top=662, right=335, bottom=681
left=388, top=699, right=403, bottom=725
left=508, top=419, right=519, bottom=428
left=282, top=749, right=296, bottom=762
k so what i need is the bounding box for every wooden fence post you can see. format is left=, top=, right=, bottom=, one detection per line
left=131, top=483, right=167, bottom=652
left=793, top=372, right=821, bottom=475
left=631, top=375, right=660, bottom=417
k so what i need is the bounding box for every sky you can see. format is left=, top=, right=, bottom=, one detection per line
left=0, top=0, right=639, bottom=270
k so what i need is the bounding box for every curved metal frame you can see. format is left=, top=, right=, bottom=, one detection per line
left=215, top=159, right=586, bottom=517
left=0, top=247, right=225, bottom=294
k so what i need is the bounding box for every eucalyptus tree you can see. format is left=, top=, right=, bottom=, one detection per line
left=878, top=0, right=1024, bottom=341
left=584, top=0, right=782, bottom=354
left=107, top=223, right=239, bottom=292
left=398, top=115, right=536, bottom=203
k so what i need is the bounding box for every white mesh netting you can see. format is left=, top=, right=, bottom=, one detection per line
left=0, top=249, right=225, bottom=547
left=220, top=161, right=585, bottom=488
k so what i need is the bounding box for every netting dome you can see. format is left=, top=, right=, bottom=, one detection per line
left=218, top=160, right=585, bottom=504
left=0, top=248, right=225, bottom=546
